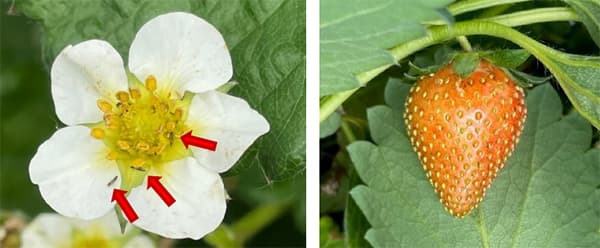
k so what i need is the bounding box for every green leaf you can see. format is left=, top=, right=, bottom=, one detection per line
left=348, top=84, right=600, bottom=247
left=478, top=49, right=531, bottom=69
left=534, top=50, right=600, bottom=130
left=452, top=52, right=479, bottom=77
left=344, top=168, right=372, bottom=248
left=564, top=0, right=600, bottom=47
left=321, top=112, right=342, bottom=138
left=404, top=45, right=455, bottom=80
left=320, top=0, right=453, bottom=96
left=16, top=0, right=306, bottom=180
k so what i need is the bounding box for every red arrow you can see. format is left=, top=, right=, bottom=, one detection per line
left=111, top=189, right=138, bottom=223
left=147, top=176, right=176, bottom=206
left=180, top=130, right=217, bottom=151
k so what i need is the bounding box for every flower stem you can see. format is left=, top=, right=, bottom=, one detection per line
left=319, top=7, right=579, bottom=123
left=204, top=203, right=289, bottom=248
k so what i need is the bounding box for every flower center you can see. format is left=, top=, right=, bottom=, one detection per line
left=90, top=75, right=190, bottom=173
left=71, top=233, right=113, bottom=248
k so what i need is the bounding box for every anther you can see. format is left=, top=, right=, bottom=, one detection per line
left=146, top=75, right=157, bottom=91
left=130, top=88, right=141, bottom=99
left=136, top=141, right=150, bottom=151
left=106, top=151, right=119, bottom=160
left=118, top=102, right=130, bottom=112
left=90, top=128, right=105, bottom=139
left=116, top=91, right=130, bottom=102
left=97, top=100, right=112, bottom=113
left=132, top=158, right=146, bottom=167
left=117, top=140, right=130, bottom=150
left=166, top=121, right=176, bottom=131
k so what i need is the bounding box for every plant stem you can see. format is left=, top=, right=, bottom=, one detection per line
left=448, top=0, right=531, bottom=16
left=340, top=118, right=357, bottom=143
left=481, top=7, right=578, bottom=27
left=204, top=203, right=289, bottom=247
left=320, top=7, right=579, bottom=123
left=456, top=36, right=473, bottom=51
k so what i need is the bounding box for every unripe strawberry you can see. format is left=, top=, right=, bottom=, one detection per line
left=404, top=59, right=526, bottom=217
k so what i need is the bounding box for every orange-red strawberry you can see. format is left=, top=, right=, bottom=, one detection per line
left=403, top=58, right=527, bottom=218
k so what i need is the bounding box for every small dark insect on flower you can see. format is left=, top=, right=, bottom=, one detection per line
left=107, top=176, right=118, bottom=187
left=130, top=166, right=146, bottom=172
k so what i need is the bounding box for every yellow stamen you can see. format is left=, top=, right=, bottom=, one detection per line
left=96, top=100, right=112, bottom=113
left=166, top=121, right=176, bottom=131
left=116, top=91, right=130, bottom=102
left=130, top=88, right=141, bottom=99
left=90, top=128, right=105, bottom=139
left=106, top=151, right=119, bottom=160
left=136, top=141, right=150, bottom=151
left=132, top=158, right=146, bottom=167
left=117, top=140, right=130, bottom=150
left=173, top=108, right=183, bottom=120
left=146, top=75, right=157, bottom=91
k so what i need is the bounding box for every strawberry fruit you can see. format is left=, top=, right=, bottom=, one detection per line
left=404, top=58, right=527, bottom=217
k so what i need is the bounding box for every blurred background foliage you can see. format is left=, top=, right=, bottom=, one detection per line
left=320, top=1, right=599, bottom=247
left=0, top=0, right=305, bottom=246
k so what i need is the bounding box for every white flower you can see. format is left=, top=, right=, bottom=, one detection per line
left=21, top=211, right=154, bottom=248
left=29, top=12, right=269, bottom=239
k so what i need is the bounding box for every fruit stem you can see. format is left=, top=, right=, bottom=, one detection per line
left=456, top=36, right=473, bottom=52
left=320, top=7, right=578, bottom=123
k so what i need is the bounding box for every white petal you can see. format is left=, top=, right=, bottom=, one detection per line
left=186, top=91, right=270, bottom=173
left=127, top=157, right=226, bottom=239
left=29, top=126, right=120, bottom=219
left=51, top=40, right=128, bottom=125
left=128, top=12, right=232, bottom=95
left=21, top=213, right=72, bottom=247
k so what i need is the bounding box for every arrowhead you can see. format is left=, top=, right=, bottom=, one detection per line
left=180, top=130, right=193, bottom=149
left=147, top=176, right=162, bottom=189
left=111, top=189, right=127, bottom=202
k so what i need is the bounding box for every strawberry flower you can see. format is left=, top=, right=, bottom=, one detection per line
left=21, top=212, right=154, bottom=248
left=29, top=12, right=269, bottom=239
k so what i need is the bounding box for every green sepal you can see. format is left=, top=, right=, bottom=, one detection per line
left=503, top=68, right=552, bottom=88
left=114, top=206, right=128, bottom=234
left=452, top=52, right=480, bottom=77
left=126, top=70, right=143, bottom=86
left=478, top=49, right=531, bottom=69
left=403, top=45, right=455, bottom=81
left=217, top=81, right=239, bottom=93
